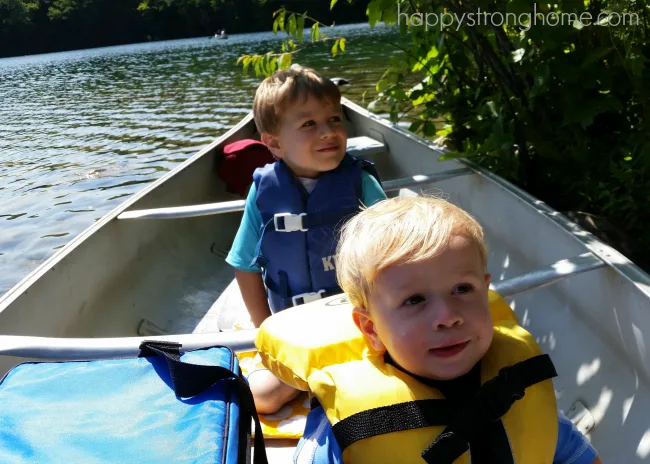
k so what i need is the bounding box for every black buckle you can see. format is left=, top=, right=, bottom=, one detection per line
left=475, top=364, right=526, bottom=423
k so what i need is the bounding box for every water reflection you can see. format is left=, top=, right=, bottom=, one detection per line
left=0, top=23, right=407, bottom=296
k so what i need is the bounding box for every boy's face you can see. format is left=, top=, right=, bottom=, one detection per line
left=353, top=235, right=493, bottom=381
left=261, top=96, right=347, bottom=179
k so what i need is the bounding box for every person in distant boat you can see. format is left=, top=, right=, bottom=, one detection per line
left=256, top=196, right=603, bottom=464
left=225, top=65, right=386, bottom=414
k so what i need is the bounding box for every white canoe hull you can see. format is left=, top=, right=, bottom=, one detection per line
left=1, top=98, right=650, bottom=462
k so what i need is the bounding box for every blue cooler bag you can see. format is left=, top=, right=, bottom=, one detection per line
left=0, top=341, right=267, bottom=464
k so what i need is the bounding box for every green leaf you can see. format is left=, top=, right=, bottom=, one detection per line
left=426, top=46, right=439, bottom=61
left=382, top=4, right=398, bottom=24
left=423, top=121, right=437, bottom=137
left=242, top=56, right=253, bottom=76
left=269, top=56, right=277, bottom=74
left=487, top=101, right=499, bottom=117
left=330, top=0, right=338, bottom=9
left=288, top=14, right=296, bottom=36
left=311, top=23, right=319, bottom=42
left=511, top=48, right=525, bottom=63
left=260, top=57, right=269, bottom=76
left=254, top=58, right=262, bottom=77
left=278, top=10, right=286, bottom=32
left=332, top=39, right=340, bottom=57
left=297, top=14, right=305, bottom=42
left=376, top=78, right=390, bottom=93
left=339, top=38, right=346, bottom=52
left=436, top=125, right=452, bottom=137
left=597, top=12, right=613, bottom=26
left=278, top=53, right=292, bottom=69
left=367, top=0, right=382, bottom=27
left=409, top=121, right=424, bottom=133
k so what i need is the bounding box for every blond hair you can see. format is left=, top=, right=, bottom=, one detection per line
left=253, top=65, right=341, bottom=134
left=336, top=196, right=487, bottom=310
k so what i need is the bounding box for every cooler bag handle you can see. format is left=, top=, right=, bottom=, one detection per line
left=139, top=340, right=268, bottom=464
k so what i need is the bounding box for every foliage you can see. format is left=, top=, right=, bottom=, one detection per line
left=237, top=7, right=349, bottom=77
left=0, top=0, right=368, bottom=58
left=240, top=0, right=650, bottom=267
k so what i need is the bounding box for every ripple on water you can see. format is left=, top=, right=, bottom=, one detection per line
left=0, top=23, right=405, bottom=297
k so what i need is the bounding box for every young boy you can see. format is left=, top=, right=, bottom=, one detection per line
left=254, top=196, right=602, bottom=463
left=225, top=65, right=386, bottom=414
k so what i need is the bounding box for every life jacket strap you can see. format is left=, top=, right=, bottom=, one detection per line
left=262, top=270, right=341, bottom=307
left=273, top=208, right=359, bottom=232
left=331, top=354, right=557, bottom=463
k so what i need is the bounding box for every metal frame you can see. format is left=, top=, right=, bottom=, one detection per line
left=491, top=252, right=605, bottom=297
left=117, top=168, right=473, bottom=220
left=0, top=252, right=606, bottom=360
left=381, top=168, right=472, bottom=192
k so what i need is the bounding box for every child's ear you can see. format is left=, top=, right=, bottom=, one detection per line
left=352, top=307, right=385, bottom=352
left=261, top=132, right=283, bottom=159
left=484, top=273, right=491, bottom=288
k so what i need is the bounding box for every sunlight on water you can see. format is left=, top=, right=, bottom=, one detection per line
left=0, top=24, right=407, bottom=296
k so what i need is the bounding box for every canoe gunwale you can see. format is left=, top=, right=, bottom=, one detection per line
left=0, top=253, right=613, bottom=360
left=491, top=252, right=605, bottom=297
left=115, top=167, right=475, bottom=220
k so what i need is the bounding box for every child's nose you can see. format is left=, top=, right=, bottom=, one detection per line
left=318, top=122, right=335, bottom=138
left=432, top=301, right=463, bottom=330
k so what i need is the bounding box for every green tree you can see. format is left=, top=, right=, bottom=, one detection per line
left=240, top=0, right=650, bottom=269
left=0, top=0, right=367, bottom=57
left=0, top=0, right=34, bottom=26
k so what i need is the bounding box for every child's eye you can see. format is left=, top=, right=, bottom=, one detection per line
left=301, top=120, right=315, bottom=127
left=403, top=295, right=425, bottom=306
left=452, top=284, right=473, bottom=295
left=329, top=115, right=342, bottom=123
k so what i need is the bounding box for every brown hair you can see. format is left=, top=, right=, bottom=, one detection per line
left=253, top=65, right=341, bottom=134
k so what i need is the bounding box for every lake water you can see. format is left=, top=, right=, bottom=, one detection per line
left=0, top=23, right=406, bottom=297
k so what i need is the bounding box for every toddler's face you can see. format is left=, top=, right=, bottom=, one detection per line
left=355, top=235, right=493, bottom=380
left=262, top=96, right=347, bottom=179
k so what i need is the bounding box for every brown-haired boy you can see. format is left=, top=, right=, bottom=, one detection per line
left=226, top=65, right=386, bottom=413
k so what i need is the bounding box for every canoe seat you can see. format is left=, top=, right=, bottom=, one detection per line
left=346, top=136, right=386, bottom=157
left=193, top=278, right=253, bottom=333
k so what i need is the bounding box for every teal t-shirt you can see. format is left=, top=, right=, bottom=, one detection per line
left=226, top=170, right=386, bottom=272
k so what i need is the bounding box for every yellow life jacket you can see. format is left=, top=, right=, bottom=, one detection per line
left=255, top=290, right=559, bottom=464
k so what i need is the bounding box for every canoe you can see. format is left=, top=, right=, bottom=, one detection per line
left=1, top=97, right=650, bottom=463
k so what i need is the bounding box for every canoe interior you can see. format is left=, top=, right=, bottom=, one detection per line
left=1, top=99, right=650, bottom=462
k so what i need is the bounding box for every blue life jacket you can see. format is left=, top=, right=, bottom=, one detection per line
left=294, top=405, right=343, bottom=464
left=250, top=154, right=379, bottom=312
